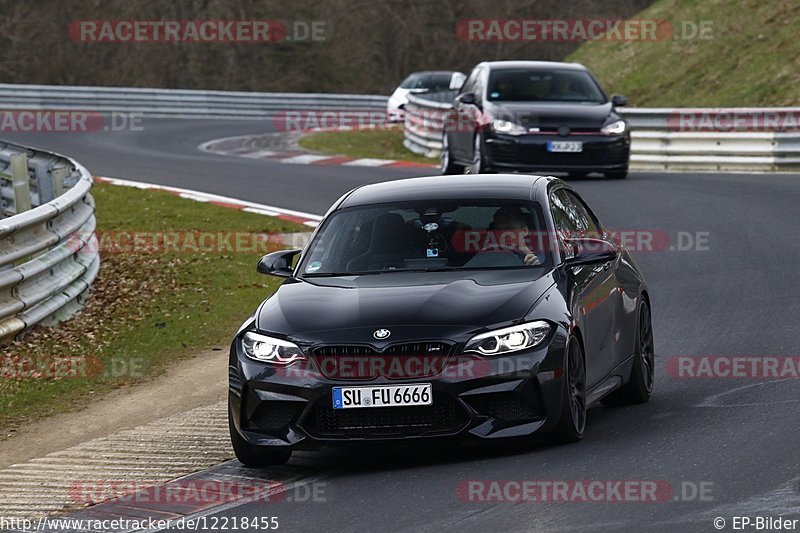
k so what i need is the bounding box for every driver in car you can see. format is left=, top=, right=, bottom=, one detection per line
left=547, top=74, right=583, bottom=100
left=490, top=206, right=543, bottom=266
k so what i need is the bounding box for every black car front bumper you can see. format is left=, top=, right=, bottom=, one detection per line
left=228, top=327, right=570, bottom=451
left=484, top=132, right=630, bottom=174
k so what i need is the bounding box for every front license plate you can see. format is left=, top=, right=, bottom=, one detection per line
left=332, top=383, right=432, bottom=409
left=547, top=141, right=583, bottom=153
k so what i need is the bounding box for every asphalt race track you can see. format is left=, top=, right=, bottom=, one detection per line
left=3, top=119, right=800, bottom=532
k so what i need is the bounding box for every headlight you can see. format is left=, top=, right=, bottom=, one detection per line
left=600, top=120, right=627, bottom=136
left=241, top=331, right=306, bottom=365
left=464, top=321, right=551, bottom=356
left=491, top=119, right=528, bottom=136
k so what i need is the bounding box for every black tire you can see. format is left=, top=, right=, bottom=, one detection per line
left=604, top=169, right=628, bottom=179
left=549, top=337, right=586, bottom=444
left=466, top=133, right=490, bottom=174
left=228, top=407, right=291, bottom=467
left=440, top=132, right=464, bottom=175
left=601, top=300, right=655, bottom=406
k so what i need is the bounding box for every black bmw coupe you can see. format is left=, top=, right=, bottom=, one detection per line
left=228, top=174, right=653, bottom=466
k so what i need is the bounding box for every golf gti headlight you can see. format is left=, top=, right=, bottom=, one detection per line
left=600, top=120, right=627, bottom=136
left=242, top=331, right=305, bottom=365
left=464, top=321, right=551, bottom=356
left=491, top=119, right=528, bottom=136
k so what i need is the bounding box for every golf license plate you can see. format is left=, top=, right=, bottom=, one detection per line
left=547, top=141, right=583, bottom=153
left=332, top=383, right=432, bottom=409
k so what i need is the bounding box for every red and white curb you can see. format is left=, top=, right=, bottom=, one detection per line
left=94, top=176, right=321, bottom=228
left=197, top=132, right=437, bottom=169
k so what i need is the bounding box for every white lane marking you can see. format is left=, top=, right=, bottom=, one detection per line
left=177, top=193, right=214, bottom=203
left=694, top=378, right=799, bottom=408
left=241, top=206, right=281, bottom=216
left=241, top=208, right=319, bottom=227
left=342, top=158, right=396, bottom=166
left=197, top=134, right=254, bottom=153
left=238, top=149, right=279, bottom=159
left=279, top=154, right=334, bottom=164
left=96, top=176, right=322, bottom=224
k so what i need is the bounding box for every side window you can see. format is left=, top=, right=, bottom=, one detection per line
left=564, top=191, right=600, bottom=237
left=551, top=189, right=599, bottom=238
left=549, top=190, right=578, bottom=238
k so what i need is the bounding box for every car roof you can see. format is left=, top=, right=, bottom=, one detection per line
left=478, top=61, right=588, bottom=71
left=405, top=70, right=458, bottom=76
left=338, top=174, right=563, bottom=208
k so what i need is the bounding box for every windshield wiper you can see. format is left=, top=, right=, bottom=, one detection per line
left=303, top=266, right=538, bottom=277
left=303, top=271, right=385, bottom=277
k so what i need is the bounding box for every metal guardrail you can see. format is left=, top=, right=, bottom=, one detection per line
left=0, top=83, right=388, bottom=119
left=403, top=94, right=800, bottom=172
left=0, top=141, right=98, bottom=343
left=403, top=94, right=453, bottom=159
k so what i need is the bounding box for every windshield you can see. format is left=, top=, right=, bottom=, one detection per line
left=487, top=68, right=606, bottom=103
left=399, top=73, right=454, bottom=90
left=299, top=200, right=552, bottom=277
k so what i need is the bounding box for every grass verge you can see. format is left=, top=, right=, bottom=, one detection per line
left=298, top=127, right=435, bottom=165
left=568, top=0, right=800, bottom=106
left=0, top=182, right=306, bottom=436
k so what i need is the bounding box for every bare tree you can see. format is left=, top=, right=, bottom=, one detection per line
left=0, top=0, right=654, bottom=93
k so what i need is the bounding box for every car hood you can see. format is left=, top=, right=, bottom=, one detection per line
left=255, top=269, right=556, bottom=344
left=486, top=101, right=618, bottom=130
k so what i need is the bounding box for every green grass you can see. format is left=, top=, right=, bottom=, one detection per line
left=299, top=127, right=434, bottom=164
left=568, top=0, right=800, bottom=106
left=0, top=182, right=306, bottom=434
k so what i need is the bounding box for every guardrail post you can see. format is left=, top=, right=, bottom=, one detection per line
left=11, top=153, right=32, bottom=214
left=36, top=165, right=56, bottom=204
left=51, top=167, right=69, bottom=198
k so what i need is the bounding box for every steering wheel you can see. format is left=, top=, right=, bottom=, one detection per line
left=480, top=244, right=528, bottom=263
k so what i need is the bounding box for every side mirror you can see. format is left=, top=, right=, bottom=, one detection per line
left=257, top=249, right=301, bottom=278
left=455, top=92, right=477, bottom=106
left=611, top=94, right=628, bottom=107
left=563, top=238, right=617, bottom=266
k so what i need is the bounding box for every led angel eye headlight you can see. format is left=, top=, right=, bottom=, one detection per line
left=242, top=331, right=305, bottom=365
left=464, top=321, right=551, bottom=356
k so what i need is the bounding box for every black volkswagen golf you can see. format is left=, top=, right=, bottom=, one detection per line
left=229, top=175, right=653, bottom=466
left=441, top=61, right=630, bottom=179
